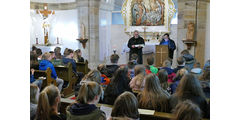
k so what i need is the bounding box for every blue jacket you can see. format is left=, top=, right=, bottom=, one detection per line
left=160, top=39, right=176, bottom=59
left=30, top=74, right=35, bottom=83
left=62, top=58, right=77, bottom=73
left=39, top=60, right=57, bottom=80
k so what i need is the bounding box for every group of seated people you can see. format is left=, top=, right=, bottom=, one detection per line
left=30, top=46, right=86, bottom=93
left=30, top=46, right=210, bottom=120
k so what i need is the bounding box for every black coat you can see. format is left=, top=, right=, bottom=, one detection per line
left=127, top=36, right=145, bottom=64
left=160, top=39, right=176, bottom=59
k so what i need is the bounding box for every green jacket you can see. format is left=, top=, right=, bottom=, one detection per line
left=150, top=65, right=158, bottom=74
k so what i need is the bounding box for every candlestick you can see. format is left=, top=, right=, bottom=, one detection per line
left=36, top=38, right=38, bottom=44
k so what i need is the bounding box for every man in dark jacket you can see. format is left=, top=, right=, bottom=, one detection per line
left=160, top=33, right=176, bottom=59
left=127, top=30, right=145, bottom=64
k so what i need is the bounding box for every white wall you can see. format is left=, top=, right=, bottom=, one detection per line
left=30, top=9, right=80, bottom=54
left=205, top=3, right=210, bottom=62
left=109, top=25, right=130, bottom=64
left=99, top=9, right=112, bottom=63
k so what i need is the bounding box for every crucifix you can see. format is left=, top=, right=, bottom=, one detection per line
left=36, top=3, right=55, bottom=45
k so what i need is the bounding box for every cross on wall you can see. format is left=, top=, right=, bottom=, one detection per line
left=156, top=48, right=168, bottom=64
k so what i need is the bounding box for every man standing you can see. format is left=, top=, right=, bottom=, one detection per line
left=128, top=30, right=145, bottom=64
left=160, top=33, right=176, bottom=59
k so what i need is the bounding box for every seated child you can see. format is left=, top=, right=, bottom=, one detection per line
left=62, top=49, right=84, bottom=85
left=110, top=92, right=139, bottom=120
left=54, top=47, right=62, bottom=60
left=172, top=100, right=202, bottom=120
left=147, top=56, right=158, bottom=74
left=170, top=68, right=188, bottom=94
left=106, top=54, right=120, bottom=77
left=173, top=56, right=185, bottom=73
left=30, top=84, right=40, bottom=120
left=74, top=49, right=85, bottom=62
left=199, top=66, right=210, bottom=98
left=129, top=65, right=146, bottom=91
left=50, top=51, right=62, bottom=66
left=181, top=50, right=195, bottom=71
left=130, top=53, right=138, bottom=65
left=75, top=70, right=102, bottom=97
left=161, top=60, right=176, bottom=83
left=62, top=49, right=77, bottom=72
left=104, top=66, right=132, bottom=105
left=39, top=52, right=64, bottom=92
left=127, top=61, right=136, bottom=79
left=35, top=85, right=66, bottom=120
left=145, top=65, right=152, bottom=75
left=97, top=64, right=111, bottom=85
left=36, top=48, right=42, bottom=61
left=138, top=74, right=169, bottom=112
left=158, top=69, right=171, bottom=96
left=66, top=81, right=106, bottom=120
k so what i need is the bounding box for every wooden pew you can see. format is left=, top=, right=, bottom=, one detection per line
left=55, top=63, right=78, bottom=98
left=76, top=60, right=90, bottom=74
left=34, top=67, right=57, bottom=89
left=60, top=97, right=209, bottom=120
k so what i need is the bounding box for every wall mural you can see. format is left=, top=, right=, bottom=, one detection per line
left=122, top=0, right=176, bottom=34
left=132, top=0, right=165, bottom=26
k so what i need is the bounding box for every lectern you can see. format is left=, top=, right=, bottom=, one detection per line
left=155, top=45, right=169, bottom=67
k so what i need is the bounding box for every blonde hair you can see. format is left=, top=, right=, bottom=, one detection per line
left=163, top=59, right=171, bottom=68
left=42, top=52, right=51, bottom=60
left=133, top=65, right=146, bottom=89
left=30, top=84, right=39, bottom=104
left=73, top=51, right=78, bottom=62
left=77, top=81, right=102, bottom=104
left=35, top=85, right=60, bottom=120
left=82, top=69, right=101, bottom=84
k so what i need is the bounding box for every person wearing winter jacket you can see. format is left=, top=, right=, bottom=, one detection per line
left=39, top=52, right=64, bottom=92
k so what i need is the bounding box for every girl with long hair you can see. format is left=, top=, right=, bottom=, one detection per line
left=138, top=74, right=169, bottom=112
left=170, top=68, right=188, bottom=94
left=104, top=66, right=132, bottom=105
left=35, top=85, right=65, bottom=120
left=172, top=100, right=202, bottom=120
left=66, top=81, right=106, bottom=120
left=75, top=69, right=102, bottom=97
left=169, top=74, right=209, bottom=118
left=157, top=69, right=171, bottom=96
left=110, top=92, right=139, bottom=120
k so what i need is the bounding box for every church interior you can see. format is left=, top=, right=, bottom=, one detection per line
left=29, top=0, right=211, bottom=120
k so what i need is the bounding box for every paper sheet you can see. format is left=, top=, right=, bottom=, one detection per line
left=138, top=109, right=155, bottom=115
left=100, top=105, right=112, bottom=119
left=134, top=44, right=145, bottom=47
